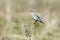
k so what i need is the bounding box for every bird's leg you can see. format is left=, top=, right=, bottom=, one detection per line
left=34, top=20, right=37, bottom=24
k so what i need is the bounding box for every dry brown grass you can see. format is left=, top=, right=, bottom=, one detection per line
left=0, top=0, right=60, bottom=40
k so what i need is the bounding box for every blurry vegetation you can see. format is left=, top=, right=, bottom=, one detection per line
left=0, top=17, right=6, bottom=36
left=0, top=0, right=60, bottom=40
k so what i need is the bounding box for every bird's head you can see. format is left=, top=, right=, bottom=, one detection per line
left=28, top=9, right=36, bottom=16
left=29, top=9, right=36, bottom=12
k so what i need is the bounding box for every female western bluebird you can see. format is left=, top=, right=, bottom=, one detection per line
left=29, top=9, right=44, bottom=24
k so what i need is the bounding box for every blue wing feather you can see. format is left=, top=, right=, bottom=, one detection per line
left=36, top=15, right=40, bottom=19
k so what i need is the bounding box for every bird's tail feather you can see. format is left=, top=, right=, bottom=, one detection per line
left=39, top=21, right=45, bottom=24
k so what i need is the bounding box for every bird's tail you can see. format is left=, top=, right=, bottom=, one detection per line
left=39, top=20, right=45, bottom=24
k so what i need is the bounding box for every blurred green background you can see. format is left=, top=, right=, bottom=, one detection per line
left=0, top=0, right=60, bottom=40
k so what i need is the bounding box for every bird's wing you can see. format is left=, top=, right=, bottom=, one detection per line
left=32, top=12, right=41, bottom=21
left=36, top=15, right=40, bottom=19
left=35, top=13, right=42, bottom=20
left=32, top=14, right=38, bottom=20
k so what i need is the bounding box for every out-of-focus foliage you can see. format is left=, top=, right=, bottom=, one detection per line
left=0, top=0, right=60, bottom=40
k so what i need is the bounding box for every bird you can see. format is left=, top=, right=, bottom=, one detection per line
left=29, top=9, right=44, bottom=24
